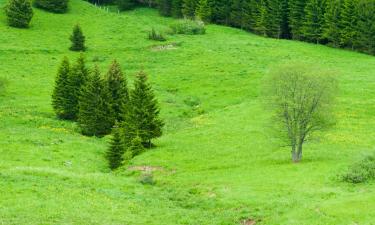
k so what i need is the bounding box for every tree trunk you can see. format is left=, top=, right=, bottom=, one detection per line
left=292, top=144, right=303, bottom=163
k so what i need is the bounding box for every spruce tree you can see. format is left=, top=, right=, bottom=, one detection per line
left=34, top=0, right=69, bottom=13
left=126, top=71, right=164, bottom=147
left=52, top=57, right=71, bottom=119
left=339, top=0, right=357, bottom=49
left=5, top=0, right=33, bottom=28
left=355, top=0, right=375, bottom=54
left=289, top=0, right=307, bottom=40
left=105, top=60, right=129, bottom=124
left=171, top=0, right=183, bottom=17
left=78, top=66, right=114, bottom=137
left=280, top=0, right=291, bottom=39
left=195, top=0, right=212, bottom=22
left=70, top=24, right=86, bottom=51
left=211, top=0, right=230, bottom=25
left=229, top=0, right=252, bottom=30
left=323, top=0, right=342, bottom=46
left=267, top=0, right=283, bottom=38
left=107, top=124, right=125, bottom=170
left=128, top=136, right=144, bottom=157
left=117, top=0, right=137, bottom=11
left=182, top=0, right=198, bottom=19
left=255, top=0, right=268, bottom=36
left=66, top=54, right=89, bottom=120
left=302, top=0, right=325, bottom=43
left=157, top=0, right=172, bottom=16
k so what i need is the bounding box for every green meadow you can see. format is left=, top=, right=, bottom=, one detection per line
left=1, top=1, right=375, bottom=224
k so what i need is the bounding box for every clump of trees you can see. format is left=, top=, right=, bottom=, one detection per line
left=263, top=64, right=337, bottom=163
left=34, top=0, right=69, bottom=13
left=70, top=24, right=86, bottom=51
left=4, top=0, right=33, bottom=28
left=52, top=56, right=164, bottom=169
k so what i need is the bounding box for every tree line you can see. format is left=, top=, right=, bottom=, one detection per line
left=52, top=56, right=164, bottom=170
left=93, top=0, right=375, bottom=55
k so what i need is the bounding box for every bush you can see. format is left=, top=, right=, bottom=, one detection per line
left=139, top=173, right=155, bottom=185
left=4, top=0, right=33, bottom=28
left=342, top=153, right=375, bottom=184
left=34, top=0, right=68, bottom=13
left=117, top=0, right=137, bottom=11
left=170, top=19, right=206, bottom=35
left=148, top=28, right=167, bottom=41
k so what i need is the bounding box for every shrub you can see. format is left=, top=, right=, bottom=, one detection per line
left=139, top=173, right=155, bottom=185
left=117, top=0, right=137, bottom=11
left=148, top=28, right=167, bottom=41
left=4, top=0, right=33, bottom=28
left=34, top=0, right=68, bottom=13
left=170, top=19, right=206, bottom=35
left=342, top=153, right=375, bottom=183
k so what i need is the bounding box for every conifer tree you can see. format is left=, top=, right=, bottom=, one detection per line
left=52, top=57, right=71, bottom=119
left=70, top=24, right=86, bottom=51
left=355, top=0, right=375, bottom=55
left=117, top=0, right=137, bottom=11
left=255, top=0, right=268, bottom=36
left=34, top=0, right=69, bottom=13
left=229, top=0, right=252, bottom=30
left=5, top=0, right=33, bottom=28
left=302, top=0, right=325, bottom=43
left=105, top=60, right=129, bottom=124
left=171, top=0, right=183, bottom=17
left=211, top=0, right=230, bottom=25
left=339, top=0, right=357, bottom=49
left=323, top=0, right=342, bottom=46
left=128, top=136, right=144, bottom=157
left=126, top=71, right=164, bottom=147
left=157, top=0, right=172, bottom=16
left=182, top=0, right=198, bottom=19
left=78, top=66, right=114, bottom=137
left=66, top=54, right=89, bottom=120
left=195, top=0, right=212, bottom=22
left=289, top=0, right=307, bottom=39
left=267, top=0, right=283, bottom=38
left=280, top=0, right=291, bottom=39
left=107, top=124, right=125, bottom=170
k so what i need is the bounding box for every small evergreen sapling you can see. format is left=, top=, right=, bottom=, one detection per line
left=52, top=57, right=71, bottom=119
left=78, top=66, right=113, bottom=137
left=5, top=0, right=33, bottom=28
left=70, top=24, right=86, bottom=51
left=107, top=124, right=125, bottom=170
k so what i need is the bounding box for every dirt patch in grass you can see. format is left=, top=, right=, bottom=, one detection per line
left=241, top=219, right=256, bottom=225
left=128, top=165, right=164, bottom=172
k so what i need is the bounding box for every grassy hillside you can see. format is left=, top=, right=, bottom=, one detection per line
left=1, top=1, right=375, bottom=224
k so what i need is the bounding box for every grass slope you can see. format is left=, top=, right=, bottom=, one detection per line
left=1, top=1, right=375, bottom=224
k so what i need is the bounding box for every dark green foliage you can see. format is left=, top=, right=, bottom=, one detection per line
left=339, top=0, right=357, bottom=49
left=126, top=71, right=164, bottom=147
left=171, top=0, right=183, bottom=17
left=229, top=0, right=252, bottom=30
left=289, top=0, right=307, bottom=40
left=254, top=0, right=268, bottom=36
left=107, top=124, right=126, bottom=170
left=342, top=153, right=375, bottom=184
left=148, top=28, right=167, bottom=41
left=78, top=66, right=114, bottom=137
left=52, top=57, right=71, bottom=119
left=302, top=0, right=325, bottom=43
left=65, top=54, right=89, bottom=120
left=70, top=24, right=86, bottom=51
left=323, top=0, right=342, bottom=46
left=105, top=60, right=129, bottom=124
left=4, top=0, right=33, bottom=28
left=139, top=173, right=156, bottom=185
left=157, top=0, right=172, bottom=16
left=34, top=0, right=69, bottom=13
left=182, top=0, right=198, bottom=19
left=117, top=0, right=137, bottom=11
left=128, top=136, right=145, bottom=157
left=170, top=19, right=206, bottom=35
left=211, top=0, right=230, bottom=25
left=355, top=0, right=375, bottom=55
left=195, top=0, right=212, bottom=23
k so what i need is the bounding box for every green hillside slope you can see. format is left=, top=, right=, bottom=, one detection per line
left=1, top=1, right=375, bottom=224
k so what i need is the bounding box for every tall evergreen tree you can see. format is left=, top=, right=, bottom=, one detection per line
left=323, top=0, right=342, bottom=46
left=4, top=0, right=33, bottom=28
left=255, top=0, right=268, bottom=36
left=117, top=0, right=137, bottom=11
left=182, top=0, right=198, bottom=18
left=302, top=0, right=325, bottom=43
left=126, top=71, right=164, bottom=147
left=107, top=124, right=125, bottom=170
left=105, top=60, right=129, bottom=124
left=78, top=66, right=114, bottom=137
left=355, top=0, right=375, bottom=54
left=267, top=0, right=283, bottom=38
left=289, top=0, right=307, bottom=39
left=52, top=57, right=71, bottom=119
left=229, top=0, right=252, bottom=30
left=280, top=0, right=292, bottom=39
left=157, top=0, right=172, bottom=16
left=195, top=0, right=212, bottom=22
left=70, top=24, right=86, bottom=51
left=171, top=0, right=183, bottom=17
left=211, top=0, right=231, bottom=25
left=66, top=54, right=89, bottom=120
left=339, top=0, right=357, bottom=49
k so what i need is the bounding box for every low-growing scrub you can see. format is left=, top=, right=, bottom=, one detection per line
left=341, top=153, right=375, bottom=184
left=170, top=20, right=206, bottom=35
left=148, top=28, right=166, bottom=41
left=34, top=0, right=69, bottom=13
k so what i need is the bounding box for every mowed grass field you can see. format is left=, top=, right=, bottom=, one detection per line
left=1, top=1, right=375, bottom=224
